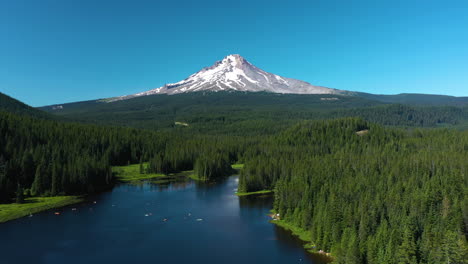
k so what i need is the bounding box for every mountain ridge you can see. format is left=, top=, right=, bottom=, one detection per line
left=0, top=92, right=51, bottom=119
left=110, top=54, right=349, bottom=101
left=36, top=54, right=468, bottom=109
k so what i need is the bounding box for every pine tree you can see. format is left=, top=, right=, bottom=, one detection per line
left=139, top=157, right=144, bottom=174
left=31, top=164, right=45, bottom=196
left=51, top=165, right=60, bottom=196
left=397, top=226, right=418, bottom=264
left=438, top=231, right=468, bottom=264
left=15, top=184, right=24, bottom=204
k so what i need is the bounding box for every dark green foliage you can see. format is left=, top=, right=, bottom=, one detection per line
left=15, top=185, right=24, bottom=204
left=357, top=92, right=468, bottom=106
left=0, top=158, right=16, bottom=203
left=194, top=151, right=233, bottom=181
left=332, top=104, right=464, bottom=127
left=31, top=163, right=47, bottom=197
left=139, top=157, right=144, bottom=174
left=147, top=153, right=172, bottom=175
left=240, top=118, right=468, bottom=263
left=0, top=111, right=169, bottom=202
left=145, top=137, right=244, bottom=177
left=0, top=92, right=51, bottom=119
left=0, top=102, right=253, bottom=202
left=40, top=92, right=468, bottom=134
left=3, top=91, right=468, bottom=263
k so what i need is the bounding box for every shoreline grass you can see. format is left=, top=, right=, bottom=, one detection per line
left=112, top=163, right=166, bottom=182
left=188, top=173, right=201, bottom=181
left=272, top=219, right=312, bottom=243
left=231, top=163, right=244, bottom=170
left=271, top=218, right=334, bottom=262
left=0, top=196, right=83, bottom=224
left=115, top=163, right=244, bottom=183
left=235, top=190, right=273, bottom=196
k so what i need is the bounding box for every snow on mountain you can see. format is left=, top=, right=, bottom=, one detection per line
left=111, top=54, right=346, bottom=101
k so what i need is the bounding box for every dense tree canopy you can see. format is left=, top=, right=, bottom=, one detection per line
left=0, top=111, right=166, bottom=202
left=1, top=91, right=467, bottom=263
left=40, top=92, right=468, bottom=134
left=0, top=111, right=251, bottom=202
left=194, top=151, right=233, bottom=181
left=240, top=118, right=468, bottom=263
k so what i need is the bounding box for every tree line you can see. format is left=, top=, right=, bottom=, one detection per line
left=0, top=111, right=167, bottom=202
left=2, top=90, right=467, bottom=264
left=41, top=92, right=468, bottom=134
left=239, top=118, right=467, bottom=264
left=0, top=111, right=252, bottom=203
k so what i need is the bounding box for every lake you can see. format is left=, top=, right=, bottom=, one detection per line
left=0, top=176, right=327, bottom=264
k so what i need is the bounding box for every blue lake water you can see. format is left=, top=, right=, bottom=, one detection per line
left=0, top=176, right=326, bottom=264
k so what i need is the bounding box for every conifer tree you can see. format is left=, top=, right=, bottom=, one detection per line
left=15, top=184, right=24, bottom=204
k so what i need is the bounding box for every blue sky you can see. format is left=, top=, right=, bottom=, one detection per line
left=1, top=0, right=468, bottom=106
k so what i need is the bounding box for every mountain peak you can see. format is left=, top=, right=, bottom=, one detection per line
left=111, top=55, right=346, bottom=101
left=204, top=54, right=250, bottom=73
left=221, top=54, right=247, bottom=66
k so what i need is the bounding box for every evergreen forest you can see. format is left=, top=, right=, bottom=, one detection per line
left=0, top=91, right=467, bottom=263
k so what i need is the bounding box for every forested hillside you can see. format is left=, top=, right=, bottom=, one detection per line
left=0, top=92, right=51, bottom=119
left=40, top=92, right=468, bottom=133
left=0, top=111, right=250, bottom=203
left=0, top=111, right=158, bottom=202
left=2, top=92, right=467, bottom=263
left=357, top=92, right=468, bottom=106
left=239, top=118, right=468, bottom=263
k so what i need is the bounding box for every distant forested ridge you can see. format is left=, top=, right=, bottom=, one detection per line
left=239, top=118, right=468, bottom=263
left=356, top=92, right=468, bottom=106
left=39, top=92, right=468, bottom=134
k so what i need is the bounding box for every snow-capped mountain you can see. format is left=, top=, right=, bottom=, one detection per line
left=112, top=54, right=346, bottom=101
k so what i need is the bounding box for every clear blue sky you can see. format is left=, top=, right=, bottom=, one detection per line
left=1, top=0, right=468, bottom=106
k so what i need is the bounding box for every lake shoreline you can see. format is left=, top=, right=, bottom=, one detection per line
left=270, top=217, right=334, bottom=263
left=235, top=190, right=273, bottom=196
left=1, top=163, right=197, bottom=224
left=112, top=163, right=168, bottom=182
left=0, top=196, right=84, bottom=224
left=1, top=161, right=327, bottom=264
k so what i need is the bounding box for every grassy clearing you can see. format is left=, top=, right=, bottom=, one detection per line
left=0, top=196, right=83, bottom=223
left=114, top=163, right=241, bottom=183
left=235, top=190, right=273, bottom=196
left=231, top=163, right=244, bottom=169
left=112, top=163, right=166, bottom=182
left=113, top=163, right=197, bottom=182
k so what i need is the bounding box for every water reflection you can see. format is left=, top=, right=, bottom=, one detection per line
left=274, top=225, right=332, bottom=263
left=121, top=176, right=192, bottom=192
left=0, top=175, right=327, bottom=264
left=194, top=176, right=230, bottom=199
left=152, top=178, right=193, bottom=191
left=129, top=175, right=328, bottom=263
left=238, top=195, right=273, bottom=209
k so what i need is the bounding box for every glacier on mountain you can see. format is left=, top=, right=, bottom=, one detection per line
left=111, top=54, right=346, bottom=101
